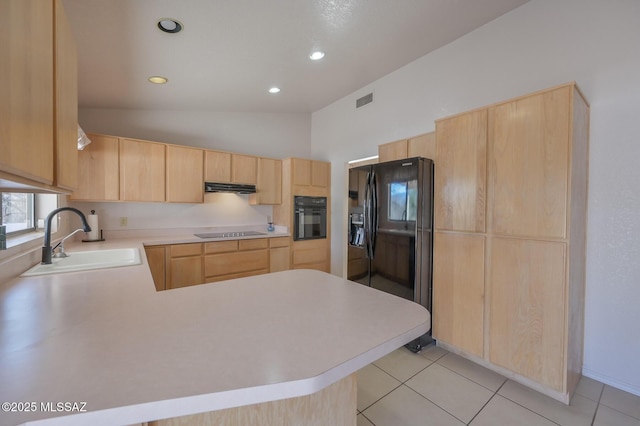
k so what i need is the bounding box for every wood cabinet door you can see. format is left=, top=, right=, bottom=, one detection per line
left=408, top=132, right=436, bottom=160
left=231, top=154, right=258, bottom=184
left=250, top=158, right=282, bottom=205
left=204, top=250, right=268, bottom=278
left=53, top=0, right=77, bottom=190
left=292, top=158, right=311, bottom=186
left=488, top=87, right=570, bottom=239
left=0, top=0, right=54, bottom=184
left=311, top=161, right=330, bottom=188
left=435, top=109, right=487, bottom=233
left=270, top=246, right=290, bottom=272
left=144, top=245, right=166, bottom=291
left=378, top=139, right=407, bottom=162
left=168, top=256, right=203, bottom=290
left=69, top=134, right=119, bottom=201
left=269, top=237, right=290, bottom=272
left=204, top=150, right=231, bottom=183
left=432, top=232, right=485, bottom=357
left=166, top=145, right=203, bottom=203
left=292, top=239, right=328, bottom=268
left=119, top=138, right=165, bottom=202
left=488, top=238, right=566, bottom=391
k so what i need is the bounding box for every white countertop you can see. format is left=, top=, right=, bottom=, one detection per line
left=0, top=237, right=430, bottom=426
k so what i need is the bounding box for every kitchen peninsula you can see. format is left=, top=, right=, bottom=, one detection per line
left=0, top=236, right=430, bottom=426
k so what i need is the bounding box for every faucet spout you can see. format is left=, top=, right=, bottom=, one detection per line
left=41, top=207, right=92, bottom=264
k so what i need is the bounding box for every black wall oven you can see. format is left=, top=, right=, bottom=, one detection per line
left=293, top=196, right=327, bottom=241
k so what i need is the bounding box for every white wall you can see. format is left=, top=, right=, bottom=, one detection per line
left=76, top=109, right=311, bottom=230
left=71, top=194, right=273, bottom=233
left=79, top=108, right=311, bottom=159
left=311, top=0, right=640, bottom=396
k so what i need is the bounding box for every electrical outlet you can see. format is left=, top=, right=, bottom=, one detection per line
left=119, top=217, right=128, bottom=227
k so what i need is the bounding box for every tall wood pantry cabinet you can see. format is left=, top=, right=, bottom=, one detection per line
left=432, top=83, right=589, bottom=404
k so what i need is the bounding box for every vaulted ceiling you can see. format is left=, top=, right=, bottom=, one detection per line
left=62, top=0, right=530, bottom=113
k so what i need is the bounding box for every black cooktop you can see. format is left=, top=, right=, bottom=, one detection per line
left=194, top=231, right=267, bottom=239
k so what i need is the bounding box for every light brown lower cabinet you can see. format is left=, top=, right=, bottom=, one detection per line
left=291, top=239, right=330, bottom=272
left=204, top=239, right=269, bottom=283
left=269, top=237, right=290, bottom=272
left=167, top=243, right=203, bottom=290
left=432, top=232, right=485, bottom=358
left=488, top=237, right=567, bottom=391
left=144, top=246, right=166, bottom=291
left=145, top=238, right=291, bottom=291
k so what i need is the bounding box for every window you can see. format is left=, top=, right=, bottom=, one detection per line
left=388, top=180, right=418, bottom=222
left=0, top=192, right=36, bottom=235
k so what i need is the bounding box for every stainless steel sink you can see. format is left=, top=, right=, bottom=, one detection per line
left=194, top=231, right=267, bottom=239
left=21, top=248, right=141, bottom=277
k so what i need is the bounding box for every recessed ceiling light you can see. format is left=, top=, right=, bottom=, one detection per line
left=148, top=76, right=168, bottom=84
left=309, top=51, right=325, bottom=61
left=157, top=19, right=183, bottom=34
left=268, top=87, right=281, bottom=94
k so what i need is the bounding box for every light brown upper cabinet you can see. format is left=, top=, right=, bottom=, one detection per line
left=53, top=0, right=78, bottom=190
left=378, top=139, right=407, bottom=162
left=291, top=158, right=330, bottom=192
left=69, top=134, right=119, bottom=201
left=408, top=132, right=436, bottom=159
left=204, top=150, right=232, bottom=183
left=166, top=145, right=203, bottom=203
left=488, top=87, right=570, bottom=239
left=249, top=158, right=282, bottom=205
left=435, top=109, right=487, bottom=233
left=204, top=151, right=258, bottom=185
left=231, top=154, right=258, bottom=185
left=377, top=132, right=435, bottom=162
left=1, top=0, right=54, bottom=187
left=119, top=138, right=166, bottom=202
left=1, top=0, right=78, bottom=192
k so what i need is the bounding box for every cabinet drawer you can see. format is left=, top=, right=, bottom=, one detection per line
left=269, top=237, right=290, bottom=248
left=239, top=238, right=268, bottom=251
left=170, top=243, right=202, bottom=257
left=292, top=247, right=327, bottom=265
left=205, top=269, right=269, bottom=283
left=205, top=240, right=238, bottom=254
left=204, top=250, right=269, bottom=277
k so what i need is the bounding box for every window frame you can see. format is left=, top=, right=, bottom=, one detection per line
left=0, top=192, right=37, bottom=236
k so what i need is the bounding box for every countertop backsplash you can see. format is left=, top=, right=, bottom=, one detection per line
left=70, top=193, right=274, bottom=232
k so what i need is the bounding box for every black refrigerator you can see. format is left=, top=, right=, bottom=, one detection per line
left=347, top=157, right=434, bottom=352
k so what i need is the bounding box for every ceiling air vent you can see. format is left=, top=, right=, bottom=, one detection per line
left=356, top=92, right=374, bottom=109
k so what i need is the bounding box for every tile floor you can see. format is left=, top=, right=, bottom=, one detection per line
left=356, top=345, right=640, bottom=426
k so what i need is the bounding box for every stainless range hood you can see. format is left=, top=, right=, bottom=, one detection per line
left=204, top=182, right=257, bottom=194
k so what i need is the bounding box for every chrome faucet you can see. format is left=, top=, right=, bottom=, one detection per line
left=52, top=228, right=87, bottom=259
left=41, top=207, right=92, bottom=264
